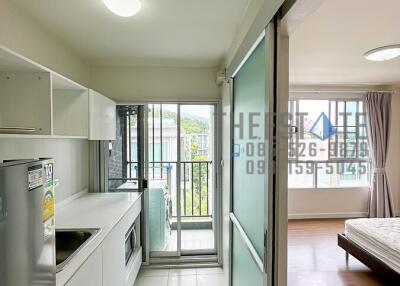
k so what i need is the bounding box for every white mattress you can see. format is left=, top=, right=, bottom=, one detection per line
left=345, top=218, right=400, bottom=273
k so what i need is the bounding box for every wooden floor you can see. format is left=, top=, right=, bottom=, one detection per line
left=288, top=219, right=391, bottom=286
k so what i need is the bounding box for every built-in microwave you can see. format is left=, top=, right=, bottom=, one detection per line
left=125, top=223, right=137, bottom=265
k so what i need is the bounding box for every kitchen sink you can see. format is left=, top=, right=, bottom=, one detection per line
left=56, top=228, right=100, bottom=272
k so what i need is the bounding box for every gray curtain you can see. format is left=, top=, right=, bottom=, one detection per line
left=364, top=92, right=395, bottom=218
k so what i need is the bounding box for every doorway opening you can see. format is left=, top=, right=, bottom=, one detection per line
left=284, top=0, right=395, bottom=285
left=108, top=103, right=220, bottom=263
left=147, top=104, right=217, bottom=258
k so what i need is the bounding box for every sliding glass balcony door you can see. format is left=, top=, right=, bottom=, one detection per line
left=231, top=22, right=277, bottom=286
left=146, top=103, right=218, bottom=259
left=147, top=104, right=178, bottom=256
left=106, top=103, right=219, bottom=262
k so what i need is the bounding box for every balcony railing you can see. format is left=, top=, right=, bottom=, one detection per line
left=125, top=161, right=213, bottom=219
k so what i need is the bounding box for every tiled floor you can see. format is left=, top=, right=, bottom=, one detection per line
left=165, top=229, right=215, bottom=251
left=134, top=267, right=226, bottom=286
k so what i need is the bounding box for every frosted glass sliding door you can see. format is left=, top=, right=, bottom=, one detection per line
left=231, top=22, right=276, bottom=286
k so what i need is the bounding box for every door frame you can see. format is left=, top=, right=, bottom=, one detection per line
left=228, top=20, right=277, bottom=286
left=227, top=5, right=294, bottom=284
left=120, top=101, right=223, bottom=265
left=226, top=0, right=323, bottom=284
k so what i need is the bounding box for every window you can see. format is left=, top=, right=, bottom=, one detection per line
left=288, top=98, right=370, bottom=189
left=108, top=105, right=141, bottom=191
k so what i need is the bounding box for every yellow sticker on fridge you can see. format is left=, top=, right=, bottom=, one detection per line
left=42, top=188, right=55, bottom=222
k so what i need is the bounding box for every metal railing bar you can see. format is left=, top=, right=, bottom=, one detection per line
left=199, top=162, right=202, bottom=216
left=183, top=162, right=186, bottom=217
left=127, top=160, right=212, bottom=164
left=108, top=178, right=141, bottom=181
left=229, top=213, right=264, bottom=273
left=160, top=104, right=163, bottom=178
left=152, top=104, right=155, bottom=179
left=288, top=159, right=370, bottom=164
left=344, top=101, right=347, bottom=159
left=128, top=111, right=132, bottom=178
left=191, top=164, right=194, bottom=216
left=206, top=163, right=209, bottom=215
left=108, top=188, right=141, bottom=191
left=172, top=215, right=212, bottom=218
left=335, top=100, right=338, bottom=158
left=356, top=101, right=360, bottom=159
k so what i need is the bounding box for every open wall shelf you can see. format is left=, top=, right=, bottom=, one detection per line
left=0, top=46, right=116, bottom=140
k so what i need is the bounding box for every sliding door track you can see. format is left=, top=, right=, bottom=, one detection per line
left=147, top=255, right=219, bottom=269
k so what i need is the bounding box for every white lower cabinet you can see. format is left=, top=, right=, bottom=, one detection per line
left=65, top=247, right=102, bottom=286
left=64, top=201, right=142, bottom=286
left=103, top=200, right=142, bottom=286
left=102, top=219, right=126, bottom=286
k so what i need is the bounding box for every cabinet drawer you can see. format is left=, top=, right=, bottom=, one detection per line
left=65, top=247, right=102, bottom=286
left=102, top=199, right=141, bottom=286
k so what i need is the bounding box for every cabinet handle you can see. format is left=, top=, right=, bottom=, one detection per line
left=132, top=224, right=137, bottom=249
left=0, top=127, right=36, bottom=132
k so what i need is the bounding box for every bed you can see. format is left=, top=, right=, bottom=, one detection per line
left=338, top=218, right=400, bottom=281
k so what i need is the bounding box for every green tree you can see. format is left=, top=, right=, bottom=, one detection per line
left=181, top=117, right=208, bottom=134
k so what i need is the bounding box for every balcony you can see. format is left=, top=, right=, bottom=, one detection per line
left=110, top=160, right=214, bottom=252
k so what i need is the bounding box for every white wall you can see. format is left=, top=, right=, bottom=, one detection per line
left=90, top=65, right=220, bottom=102
left=0, top=138, right=89, bottom=203
left=224, top=0, right=283, bottom=77
left=289, top=188, right=370, bottom=219
left=288, top=86, right=400, bottom=218
left=0, top=0, right=90, bottom=86
left=224, top=0, right=264, bottom=67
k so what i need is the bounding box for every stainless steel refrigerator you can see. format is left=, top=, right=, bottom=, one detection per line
left=0, top=159, right=56, bottom=285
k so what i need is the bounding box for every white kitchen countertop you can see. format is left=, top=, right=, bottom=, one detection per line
left=55, top=192, right=142, bottom=286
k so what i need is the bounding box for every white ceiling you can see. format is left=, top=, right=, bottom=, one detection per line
left=290, top=0, right=400, bottom=86
left=11, top=0, right=250, bottom=67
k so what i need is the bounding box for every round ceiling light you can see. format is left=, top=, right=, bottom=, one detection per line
left=103, top=0, right=141, bottom=17
left=364, top=45, right=400, bottom=62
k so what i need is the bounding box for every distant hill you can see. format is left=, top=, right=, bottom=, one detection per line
left=181, top=112, right=208, bottom=123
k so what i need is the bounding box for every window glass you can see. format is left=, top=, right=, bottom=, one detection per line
left=316, top=162, right=370, bottom=188
left=297, top=100, right=329, bottom=161
left=288, top=98, right=370, bottom=189
left=288, top=162, right=314, bottom=188
left=288, top=100, right=297, bottom=160
left=346, top=127, right=357, bottom=158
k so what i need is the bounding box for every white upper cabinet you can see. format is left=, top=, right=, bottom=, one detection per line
left=0, top=47, right=117, bottom=140
left=52, top=73, right=89, bottom=138
left=0, top=71, right=52, bottom=135
left=88, top=89, right=116, bottom=141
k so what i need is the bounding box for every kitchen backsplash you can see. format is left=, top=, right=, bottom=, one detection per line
left=0, top=138, right=89, bottom=203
